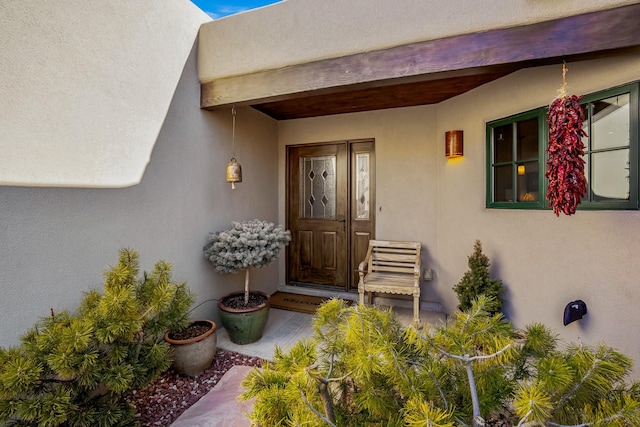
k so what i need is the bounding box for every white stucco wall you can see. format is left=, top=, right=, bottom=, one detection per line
left=199, top=0, right=639, bottom=81
left=0, top=6, right=281, bottom=347
left=435, top=52, right=640, bottom=365
left=0, top=0, right=209, bottom=187
left=279, top=50, right=640, bottom=374
left=278, top=106, right=440, bottom=302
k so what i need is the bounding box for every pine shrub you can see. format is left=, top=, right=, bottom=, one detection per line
left=453, top=239, right=504, bottom=315
left=242, top=298, right=640, bottom=426
left=0, top=249, right=194, bottom=427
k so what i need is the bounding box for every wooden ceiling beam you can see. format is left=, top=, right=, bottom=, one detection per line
left=252, top=71, right=515, bottom=120
left=201, top=3, right=640, bottom=111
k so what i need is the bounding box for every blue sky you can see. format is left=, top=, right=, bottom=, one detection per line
left=190, top=0, right=281, bottom=19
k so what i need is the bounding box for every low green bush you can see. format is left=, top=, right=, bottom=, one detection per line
left=0, top=249, right=193, bottom=427
left=242, top=297, right=640, bottom=426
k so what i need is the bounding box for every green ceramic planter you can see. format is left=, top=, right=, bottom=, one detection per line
left=218, top=291, right=271, bottom=345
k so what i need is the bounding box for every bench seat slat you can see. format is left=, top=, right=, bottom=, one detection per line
left=372, top=248, right=417, bottom=254
left=363, top=272, right=417, bottom=284
left=371, top=254, right=416, bottom=264
left=371, top=266, right=417, bottom=274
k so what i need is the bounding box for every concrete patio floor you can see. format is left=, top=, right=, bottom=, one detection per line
left=170, top=303, right=447, bottom=426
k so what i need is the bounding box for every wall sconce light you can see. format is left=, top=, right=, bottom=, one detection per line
left=445, top=130, right=463, bottom=158
left=517, top=165, right=526, bottom=175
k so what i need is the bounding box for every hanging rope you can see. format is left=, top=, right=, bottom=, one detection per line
left=558, top=62, right=568, bottom=98
left=231, top=105, right=237, bottom=158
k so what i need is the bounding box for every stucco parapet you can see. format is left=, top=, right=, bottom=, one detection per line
left=198, top=0, right=639, bottom=82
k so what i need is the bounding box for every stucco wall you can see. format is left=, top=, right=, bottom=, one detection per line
left=199, top=0, right=639, bottom=81
left=279, top=50, right=640, bottom=373
left=435, top=52, right=640, bottom=366
left=0, top=44, right=281, bottom=348
left=0, top=0, right=209, bottom=187
left=278, top=106, right=440, bottom=303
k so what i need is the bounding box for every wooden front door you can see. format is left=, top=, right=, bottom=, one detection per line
left=287, top=140, right=375, bottom=291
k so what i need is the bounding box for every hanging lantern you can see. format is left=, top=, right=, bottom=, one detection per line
left=225, top=106, right=242, bottom=189
left=226, top=157, right=242, bottom=189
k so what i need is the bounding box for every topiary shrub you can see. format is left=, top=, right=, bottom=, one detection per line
left=203, top=219, right=290, bottom=306
left=0, top=248, right=194, bottom=427
left=453, top=239, right=504, bottom=315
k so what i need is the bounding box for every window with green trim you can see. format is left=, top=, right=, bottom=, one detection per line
left=486, top=82, right=639, bottom=210
left=486, top=109, right=546, bottom=208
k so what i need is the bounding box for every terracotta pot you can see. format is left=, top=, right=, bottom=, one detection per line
left=164, top=319, right=217, bottom=376
left=218, top=291, right=270, bottom=345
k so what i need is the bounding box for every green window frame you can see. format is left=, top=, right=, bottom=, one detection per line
left=486, top=109, right=546, bottom=209
left=486, top=82, right=639, bottom=210
left=579, top=84, right=638, bottom=210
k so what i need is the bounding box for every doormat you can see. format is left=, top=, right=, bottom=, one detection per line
left=270, top=292, right=353, bottom=314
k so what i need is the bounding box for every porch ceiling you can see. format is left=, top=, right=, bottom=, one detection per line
left=200, top=3, right=640, bottom=120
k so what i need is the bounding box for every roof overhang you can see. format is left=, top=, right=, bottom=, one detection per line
left=201, top=3, right=640, bottom=120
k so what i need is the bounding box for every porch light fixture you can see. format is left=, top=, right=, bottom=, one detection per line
left=226, top=106, right=242, bottom=189
left=445, top=130, right=463, bottom=158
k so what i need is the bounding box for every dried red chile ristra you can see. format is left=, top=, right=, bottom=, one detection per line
left=545, top=94, right=587, bottom=216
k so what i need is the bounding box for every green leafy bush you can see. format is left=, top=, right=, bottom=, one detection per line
left=453, top=239, right=504, bottom=315
left=0, top=249, right=193, bottom=427
left=242, top=298, right=640, bottom=426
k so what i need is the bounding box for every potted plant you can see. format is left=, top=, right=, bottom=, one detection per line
left=164, top=319, right=217, bottom=376
left=203, top=219, right=291, bottom=344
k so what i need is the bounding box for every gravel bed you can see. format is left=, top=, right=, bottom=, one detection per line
left=127, top=349, right=514, bottom=426
left=128, top=350, right=264, bottom=426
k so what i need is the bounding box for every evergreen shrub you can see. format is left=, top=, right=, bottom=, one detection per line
left=242, top=298, right=640, bottom=426
left=0, top=249, right=193, bottom=427
left=203, top=219, right=290, bottom=305
left=453, top=239, right=504, bottom=315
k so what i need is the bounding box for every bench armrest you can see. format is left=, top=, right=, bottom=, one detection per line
left=358, top=259, right=368, bottom=273
left=357, top=245, right=374, bottom=274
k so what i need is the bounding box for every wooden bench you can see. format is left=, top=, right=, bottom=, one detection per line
left=357, top=240, right=422, bottom=323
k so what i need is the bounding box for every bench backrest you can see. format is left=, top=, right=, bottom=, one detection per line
left=367, top=240, right=421, bottom=275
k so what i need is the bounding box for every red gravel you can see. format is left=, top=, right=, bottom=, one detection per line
left=128, top=350, right=263, bottom=426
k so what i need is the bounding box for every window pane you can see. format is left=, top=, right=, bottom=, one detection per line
left=516, top=161, right=539, bottom=202
left=494, top=124, right=513, bottom=163
left=301, top=155, right=336, bottom=219
left=591, top=93, right=630, bottom=151
left=591, top=149, right=630, bottom=201
left=516, top=118, right=539, bottom=160
left=494, top=164, right=513, bottom=202
left=355, top=153, right=370, bottom=219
